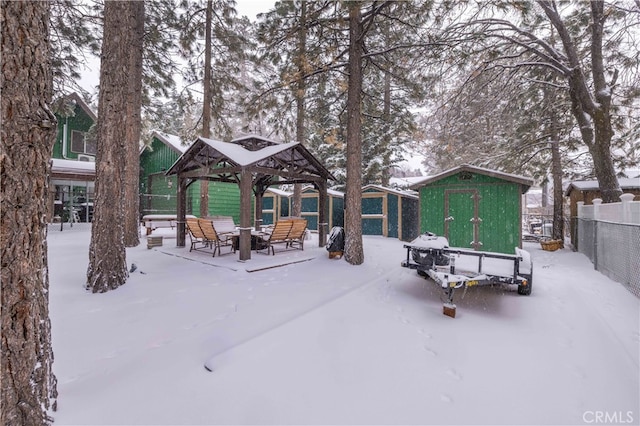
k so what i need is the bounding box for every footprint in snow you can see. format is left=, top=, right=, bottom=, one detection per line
left=423, top=345, right=437, bottom=356
left=396, top=315, right=410, bottom=325
left=440, top=394, right=453, bottom=403
left=446, top=368, right=462, bottom=381
left=417, top=328, right=432, bottom=339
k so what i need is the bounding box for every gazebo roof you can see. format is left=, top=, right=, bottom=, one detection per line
left=165, top=135, right=335, bottom=185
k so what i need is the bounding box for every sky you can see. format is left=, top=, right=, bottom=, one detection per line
left=47, top=224, right=639, bottom=425
left=78, top=1, right=276, bottom=92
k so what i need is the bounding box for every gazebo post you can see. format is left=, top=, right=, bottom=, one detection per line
left=254, top=183, right=264, bottom=231
left=317, top=180, right=328, bottom=247
left=176, top=173, right=186, bottom=247
left=238, top=168, right=252, bottom=261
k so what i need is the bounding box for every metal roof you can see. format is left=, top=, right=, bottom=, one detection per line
left=564, top=177, right=640, bottom=196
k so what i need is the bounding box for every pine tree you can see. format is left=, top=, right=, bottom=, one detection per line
left=86, top=1, right=135, bottom=293
left=123, top=1, right=145, bottom=247
left=1, top=1, right=58, bottom=423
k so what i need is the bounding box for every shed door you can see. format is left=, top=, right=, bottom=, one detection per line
left=444, top=189, right=481, bottom=249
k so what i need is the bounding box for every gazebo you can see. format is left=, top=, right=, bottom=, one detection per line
left=165, top=135, right=336, bottom=260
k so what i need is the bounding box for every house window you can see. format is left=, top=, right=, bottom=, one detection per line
left=70, top=130, right=96, bottom=155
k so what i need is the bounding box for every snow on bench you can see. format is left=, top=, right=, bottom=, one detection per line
left=142, top=214, right=196, bottom=235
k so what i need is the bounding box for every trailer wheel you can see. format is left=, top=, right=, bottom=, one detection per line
left=518, top=273, right=533, bottom=295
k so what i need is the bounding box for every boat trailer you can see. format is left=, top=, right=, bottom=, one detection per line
left=401, top=234, right=533, bottom=318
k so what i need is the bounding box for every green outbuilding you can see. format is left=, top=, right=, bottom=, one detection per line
left=300, top=186, right=344, bottom=231
left=410, top=165, right=533, bottom=254
left=262, top=187, right=291, bottom=226
left=361, top=185, right=420, bottom=242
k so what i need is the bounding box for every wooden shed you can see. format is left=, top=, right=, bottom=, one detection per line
left=262, top=187, right=291, bottom=226
left=300, top=186, right=344, bottom=231
left=410, top=165, right=533, bottom=254
left=564, top=177, right=640, bottom=249
left=361, top=185, right=419, bottom=241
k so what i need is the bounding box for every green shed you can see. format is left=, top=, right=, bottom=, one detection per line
left=262, top=187, right=292, bottom=226
left=410, top=165, right=533, bottom=254
left=361, top=185, right=419, bottom=241
left=300, top=186, right=344, bottom=231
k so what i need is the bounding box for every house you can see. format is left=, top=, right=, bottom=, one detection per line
left=361, top=185, right=419, bottom=241
left=49, top=93, right=97, bottom=222
left=564, top=177, right=640, bottom=248
left=139, top=131, right=245, bottom=221
left=410, top=165, right=533, bottom=254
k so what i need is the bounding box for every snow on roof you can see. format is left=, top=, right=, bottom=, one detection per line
left=51, top=158, right=95, bottom=174
left=152, top=131, right=190, bottom=154
left=389, top=176, right=429, bottom=189
left=266, top=186, right=343, bottom=198
left=266, top=187, right=292, bottom=197
left=199, top=137, right=299, bottom=166
left=166, top=135, right=335, bottom=182
left=409, top=164, right=533, bottom=193
left=564, top=177, right=640, bottom=196
left=362, top=184, right=419, bottom=199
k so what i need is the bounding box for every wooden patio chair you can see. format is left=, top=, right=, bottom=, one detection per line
left=286, top=218, right=307, bottom=251
left=186, top=218, right=209, bottom=253
left=209, top=215, right=236, bottom=248
left=256, top=219, right=293, bottom=255
left=198, top=218, right=233, bottom=257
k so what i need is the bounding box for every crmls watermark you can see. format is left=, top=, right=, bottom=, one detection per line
left=583, top=411, right=635, bottom=424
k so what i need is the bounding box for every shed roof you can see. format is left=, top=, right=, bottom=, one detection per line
left=564, top=177, right=640, bottom=197
left=409, top=164, right=533, bottom=194
left=362, top=184, right=419, bottom=199
left=165, top=135, right=336, bottom=185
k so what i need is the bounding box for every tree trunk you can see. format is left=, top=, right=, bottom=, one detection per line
left=200, top=0, right=213, bottom=217
left=123, top=1, right=144, bottom=247
left=540, top=0, right=622, bottom=202
left=1, top=1, right=58, bottom=423
left=86, top=0, right=131, bottom=293
left=381, top=70, right=392, bottom=186
left=292, top=1, right=307, bottom=219
left=344, top=3, right=365, bottom=265
left=550, top=114, right=564, bottom=241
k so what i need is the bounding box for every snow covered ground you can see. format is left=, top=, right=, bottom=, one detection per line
left=47, top=224, right=639, bottom=425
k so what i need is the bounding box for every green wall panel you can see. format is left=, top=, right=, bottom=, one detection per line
left=387, top=194, right=399, bottom=238
left=362, top=218, right=383, bottom=235
left=362, top=197, right=383, bottom=215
